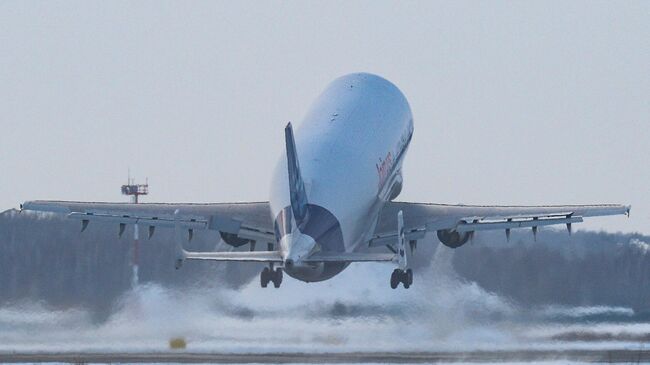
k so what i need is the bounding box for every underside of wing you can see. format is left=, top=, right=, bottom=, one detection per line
left=20, top=200, right=275, bottom=244
left=372, top=201, right=630, bottom=246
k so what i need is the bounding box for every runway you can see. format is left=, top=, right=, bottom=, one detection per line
left=2, top=349, right=650, bottom=364
left=3, top=255, right=650, bottom=363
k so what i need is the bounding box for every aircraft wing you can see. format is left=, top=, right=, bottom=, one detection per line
left=20, top=200, right=276, bottom=244
left=370, top=201, right=631, bottom=245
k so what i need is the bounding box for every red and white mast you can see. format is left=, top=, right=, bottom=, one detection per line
left=121, top=173, right=149, bottom=287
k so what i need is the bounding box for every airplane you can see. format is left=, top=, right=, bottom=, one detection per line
left=20, top=73, right=631, bottom=289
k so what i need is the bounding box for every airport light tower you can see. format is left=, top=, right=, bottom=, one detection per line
left=121, top=175, right=148, bottom=287
left=121, top=178, right=149, bottom=204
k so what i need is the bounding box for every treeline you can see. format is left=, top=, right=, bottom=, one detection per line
left=1, top=208, right=649, bottom=316
left=0, top=209, right=258, bottom=319
left=453, top=229, right=650, bottom=312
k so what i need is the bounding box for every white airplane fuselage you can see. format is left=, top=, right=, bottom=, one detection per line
left=270, top=73, right=414, bottom=282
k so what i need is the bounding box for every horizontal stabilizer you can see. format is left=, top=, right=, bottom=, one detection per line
left=303, top=252, right=395, bottom=263
left=184, top=250, right=283, bottom=263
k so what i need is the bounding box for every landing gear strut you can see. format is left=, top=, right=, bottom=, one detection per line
left=260, top=266, right=283, bottom=288
left=390, top=268, right=413, bottom=289
left=390, top=210, right=413, bottom=289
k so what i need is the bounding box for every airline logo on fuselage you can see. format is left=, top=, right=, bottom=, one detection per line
left=376, top=152, right=394, bottom=190
left=376, top=123, right=413, bottom=191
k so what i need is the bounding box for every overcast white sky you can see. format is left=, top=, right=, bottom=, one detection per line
left=0, top=1, right=648, bottom=234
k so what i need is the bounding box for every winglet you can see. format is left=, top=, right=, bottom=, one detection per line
left=285, top=123, right=308, bottom=222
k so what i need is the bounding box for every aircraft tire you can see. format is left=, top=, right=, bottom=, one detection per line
left=406, top=269, right=413, bottom=286
left=390, top=269, right=400, bottom=289
left=261, top=267, right=270, bottom=288
left=273, top=268, right=283, bottom=288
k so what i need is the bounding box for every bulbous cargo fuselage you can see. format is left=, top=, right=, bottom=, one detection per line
left=270, top=73, right=414, bottom=282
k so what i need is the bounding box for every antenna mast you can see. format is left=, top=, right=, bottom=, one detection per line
left=120, top=172, right=149, bottom=288
left=121, top=176, right=149, bottom=204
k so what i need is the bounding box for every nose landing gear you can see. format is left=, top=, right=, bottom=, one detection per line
left=390, top=268, right=413, bottom=289
left=260, top=266, right=283, bottom=288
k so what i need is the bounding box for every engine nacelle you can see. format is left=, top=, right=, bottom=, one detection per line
left=436, top=229, right=471, bottom=248
left=219, top=231, right=251, bottom=247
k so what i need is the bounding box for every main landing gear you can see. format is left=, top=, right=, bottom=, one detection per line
left=390, top=210, right=413, bottom=289
left=261, top=266, right=283, bottom=288
left=390, top=268, right=413, bottom=289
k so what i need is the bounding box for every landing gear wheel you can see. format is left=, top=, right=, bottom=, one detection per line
left=390, top=269, right=413, bottom=289
left=390, top=269, right=400, bottom=289
left=260, top=267, right=270, bottom=288
left=272, top=268, right=283, bottom=288
left=402, top=271, right=410, bottom=289
left=406, top=269, right=413, bottom=286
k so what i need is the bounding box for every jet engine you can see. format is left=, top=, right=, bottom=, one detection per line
left=219, top=231, right=250, bottom=247
left=436, top=229, right=471, bottom=248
